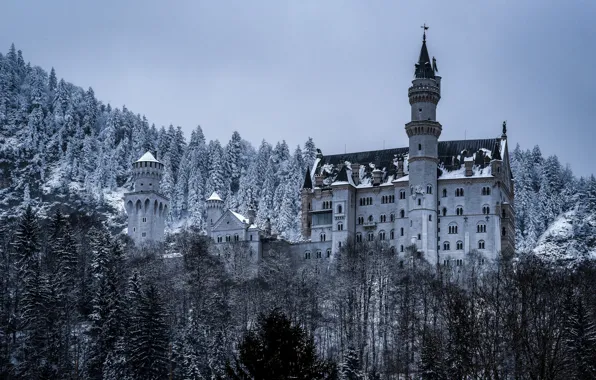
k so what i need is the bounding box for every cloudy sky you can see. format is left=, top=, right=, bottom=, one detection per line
left=1, top=0, right=595, bottom=176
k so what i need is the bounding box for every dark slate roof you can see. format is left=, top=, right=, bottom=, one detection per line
left=334, top=165, right=349, bottom=183
left=316, top=138, right=503, bottom=186
left=302, top=168, right=313, bottom=189
left=415, top=38, right=435, bottom=79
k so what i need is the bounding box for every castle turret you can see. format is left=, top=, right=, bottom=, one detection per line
left=124, top=151, right=169, bottom=244
left=405, top=26, right=441, bottom=257
left=206, top=191, right=224, bottom=236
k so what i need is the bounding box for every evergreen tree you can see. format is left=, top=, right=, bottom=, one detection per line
left=338, top=347, right=364, bottom=380
left=227, top=309, right=336, bottom=380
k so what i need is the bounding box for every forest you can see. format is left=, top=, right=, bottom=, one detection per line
left=1, top=207, right=595, bottom=379
left=0, top=44, right=596, bottom=379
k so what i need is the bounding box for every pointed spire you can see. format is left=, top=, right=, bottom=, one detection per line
left=502, top=121, right=507, bottom=139
left=415, top=24, right=435, bottom=79
left=302, top=169, right=313, bottom=189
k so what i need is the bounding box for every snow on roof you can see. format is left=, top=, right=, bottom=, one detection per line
left=393, top=175, right=410, bottom=183
left=136, top=151, right=159, bottom=163
left=231, top=211, right=250, bottom=224
left=207, top=191, right=223, bottom=201
left=438, top=164, right=493, bottom=180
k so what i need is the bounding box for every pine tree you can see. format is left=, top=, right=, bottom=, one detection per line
left=339, top=347, right=364, bottom=380
left=128, top=284, right=170, bottom=380
left=303, top=137, right=317, bottom=172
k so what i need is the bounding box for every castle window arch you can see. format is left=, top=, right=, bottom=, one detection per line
left=326, top=249, right=331, bottom=258
left=448, top=223, right=458, bottom=234
left=400, top=227, right=404, bottom=236
left=457, top=241, right=463, bottom=250
left=226, top=235, right=231, bottom=242
left=234, top=234, right=239, bottom=242
left=426, top=185, right=432, bottom=194
left=477, top=222, right=487, bottom=233
left=368, top=215, right=373, bottom=222
left=482, top=205, right=490, bottom=215
left=400, top=245, right=404, bottom=252
left=135, top=199, right=142, bottom=211
left=337, top=222, right=344, bottom=231
left=390, top=229, right=395, bottom=239
left=337, top=204, right=343, bottom=214
left=443, top=241, right=450, bottom=251
left=442, top=188, right=447, bottom=198
left=390, top=213, right=395, bottom=222
left=305, top=251, right=311, bottom=259
left=482, top=186, right=491, bottom=196
left=456, top=188, right=464, bottom=197
left=367, top=232, right=375, bottom=241
left=356, top=233, right=362, bottom=243
left=380, top=214, right=386, bottom=223
left=400, top=209, right=405, bottom=218
left=478, top=240, right=485, bottom=249
left=379, top=230, right=386, bottom=240
left=442, top=207, right=447, bottom=216
left=320, top=233, right=326, bottom=242
left=456, top=206, right=464, bottom=216
left=358, top=216, right=364, bottom=225
left=417, top=199, right=422, bottom=206
left=316, top=250, right=322, bottom=259
left=400, top=190, right=406, bottom=199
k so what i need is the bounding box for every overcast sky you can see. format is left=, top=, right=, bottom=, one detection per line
left=1, top=0, right=595, bottom=176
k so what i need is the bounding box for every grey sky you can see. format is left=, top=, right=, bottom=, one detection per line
left=2, top=0, right=595, bottom=176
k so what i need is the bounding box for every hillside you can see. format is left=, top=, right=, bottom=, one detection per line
left=1, top=44, right=595, bottom=261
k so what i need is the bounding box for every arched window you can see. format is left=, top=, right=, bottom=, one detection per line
left=400, top=227, right=404, bottom=236
left=482, top=205, right=490, bottom=215
left=456, top=241, right=463, bottom=250
left=442, top=207, right=447, bottom=216
left=320, top=233, right=326, bottom=242
left=400, top=190, right=406, bottom=199
left=358, top=216, right=364, bottom=225
left=456, top=206, right=463, bottom=216
left=367, top=232, right=375, bottom=241
left=443, top=241, right=450, bottom=251
left=337, top=223, right=344, bottom=231
left=234, top=234, right=239, bottom=241
left=456, top=188, right=464, bottom=197
left=426, top=185, right=432, bottom=194
left=380, top=214, right=386, bottom=223
left=390, top=213, right=395, bottom=222
left=400, top=245, right=404, bottom=252
left=305, top=251, right=311, bottom=259
left=482, top=186, right=491, bottom=196
left=390, top=229, right=395, bottom=239
left=400, top=209, right=405, bottom=218
left=448, top=223, right=458, bottom=234
left=316, top=250, right=322, bottom=259
left=417, top=199, right=422, bottom=206
left=337, top=204, right=343, bottom=214
left=379, top=231, right=386, bottom=240
left=356, top=233, right=362, bottom=242
left=478, top=240, right=485, bottom=249
left=326, top=249, right=331, bottom=258
left=442, top=188, right=447, bottom=198
left=477, top=223, right=487, bottom=233
left=368, top=215, right=373, bottom=222
left=226, top=235, right=231, bottom=242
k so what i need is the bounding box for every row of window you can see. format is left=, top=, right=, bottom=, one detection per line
left=355, top=228, right=406, bottom=242
left=442, top=240, right=485, bottom=251
left=216, top=234, right=254, bottom=243
left=440, top=205, right=491, bottom=216
left=305, top=249, right=332, bottom=259
left=359, top=197, right=373, bottom=206
left=381, top=195, right=395, bottom=204
left=322, top=201, right=332, bottom=209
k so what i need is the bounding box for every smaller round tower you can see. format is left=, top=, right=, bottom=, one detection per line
left=206, top=191, right=224, bottom=236
left=124, top=152, right=169, bottom=244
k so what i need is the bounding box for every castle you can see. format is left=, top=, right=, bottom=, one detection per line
left=126, top=30, right=515, bottom=265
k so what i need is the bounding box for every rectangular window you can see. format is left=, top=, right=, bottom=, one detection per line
left=142, top=217, right=147, bottom=223
left=312, top=211, right=333, bottom=226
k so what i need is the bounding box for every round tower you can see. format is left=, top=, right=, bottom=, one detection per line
left=206, top=191, right=224, bottom=236
left=124, top=151, right=169, bottom=244
left=405, top=27, right=441, bottom=258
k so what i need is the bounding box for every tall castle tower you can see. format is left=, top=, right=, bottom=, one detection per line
left=124, top=152, right=169, bottom=244
left=206, top=191, right=224, bottom=236
left=405, top=26, right=441, bottom=257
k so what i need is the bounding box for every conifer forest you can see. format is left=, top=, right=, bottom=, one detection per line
left=0, top=46, right=595, bottom=379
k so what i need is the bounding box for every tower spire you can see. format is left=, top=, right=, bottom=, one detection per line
left=415, top=24, right=435, bottom=79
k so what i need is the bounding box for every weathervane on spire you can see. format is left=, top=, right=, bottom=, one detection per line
left=421, top=23, right=429, bottom=41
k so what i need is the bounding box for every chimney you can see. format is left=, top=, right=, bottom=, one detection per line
left=372, top=169, right=382, bottom=186
left=351, top=163, right=360, bottom=185
left=464, top=157, right=474, bottom=177
left=247, top=207, right=256, bottom=225
left=314, top=174, right=324, bottom=187
left=396, top=157, right=404, bottom=178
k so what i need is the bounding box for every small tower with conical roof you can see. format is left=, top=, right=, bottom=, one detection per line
left=124, top=151, right=169, bottom=244
left=206, top=191, right=224, bottom=236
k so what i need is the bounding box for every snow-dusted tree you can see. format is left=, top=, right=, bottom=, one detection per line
left=205, top=140, right=227, bottom=201
left=303, top=137, right=317, bottom=171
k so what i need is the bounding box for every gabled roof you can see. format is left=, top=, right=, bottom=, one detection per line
left=136, top=151, right=159, bottom=163
left=314, top=138, right=504, bottom=187
left=231, top=211, right=250, bottom=224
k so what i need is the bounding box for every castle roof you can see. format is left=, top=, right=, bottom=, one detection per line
left=207, top=191, right=223, bottom=201
left=302, top=168, right=313, bottom=189
left=415, top=31, right=435, bottom=79
left=313, top=138, right=505, bottom=188
left=136, top=151, right=160, bottom=163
